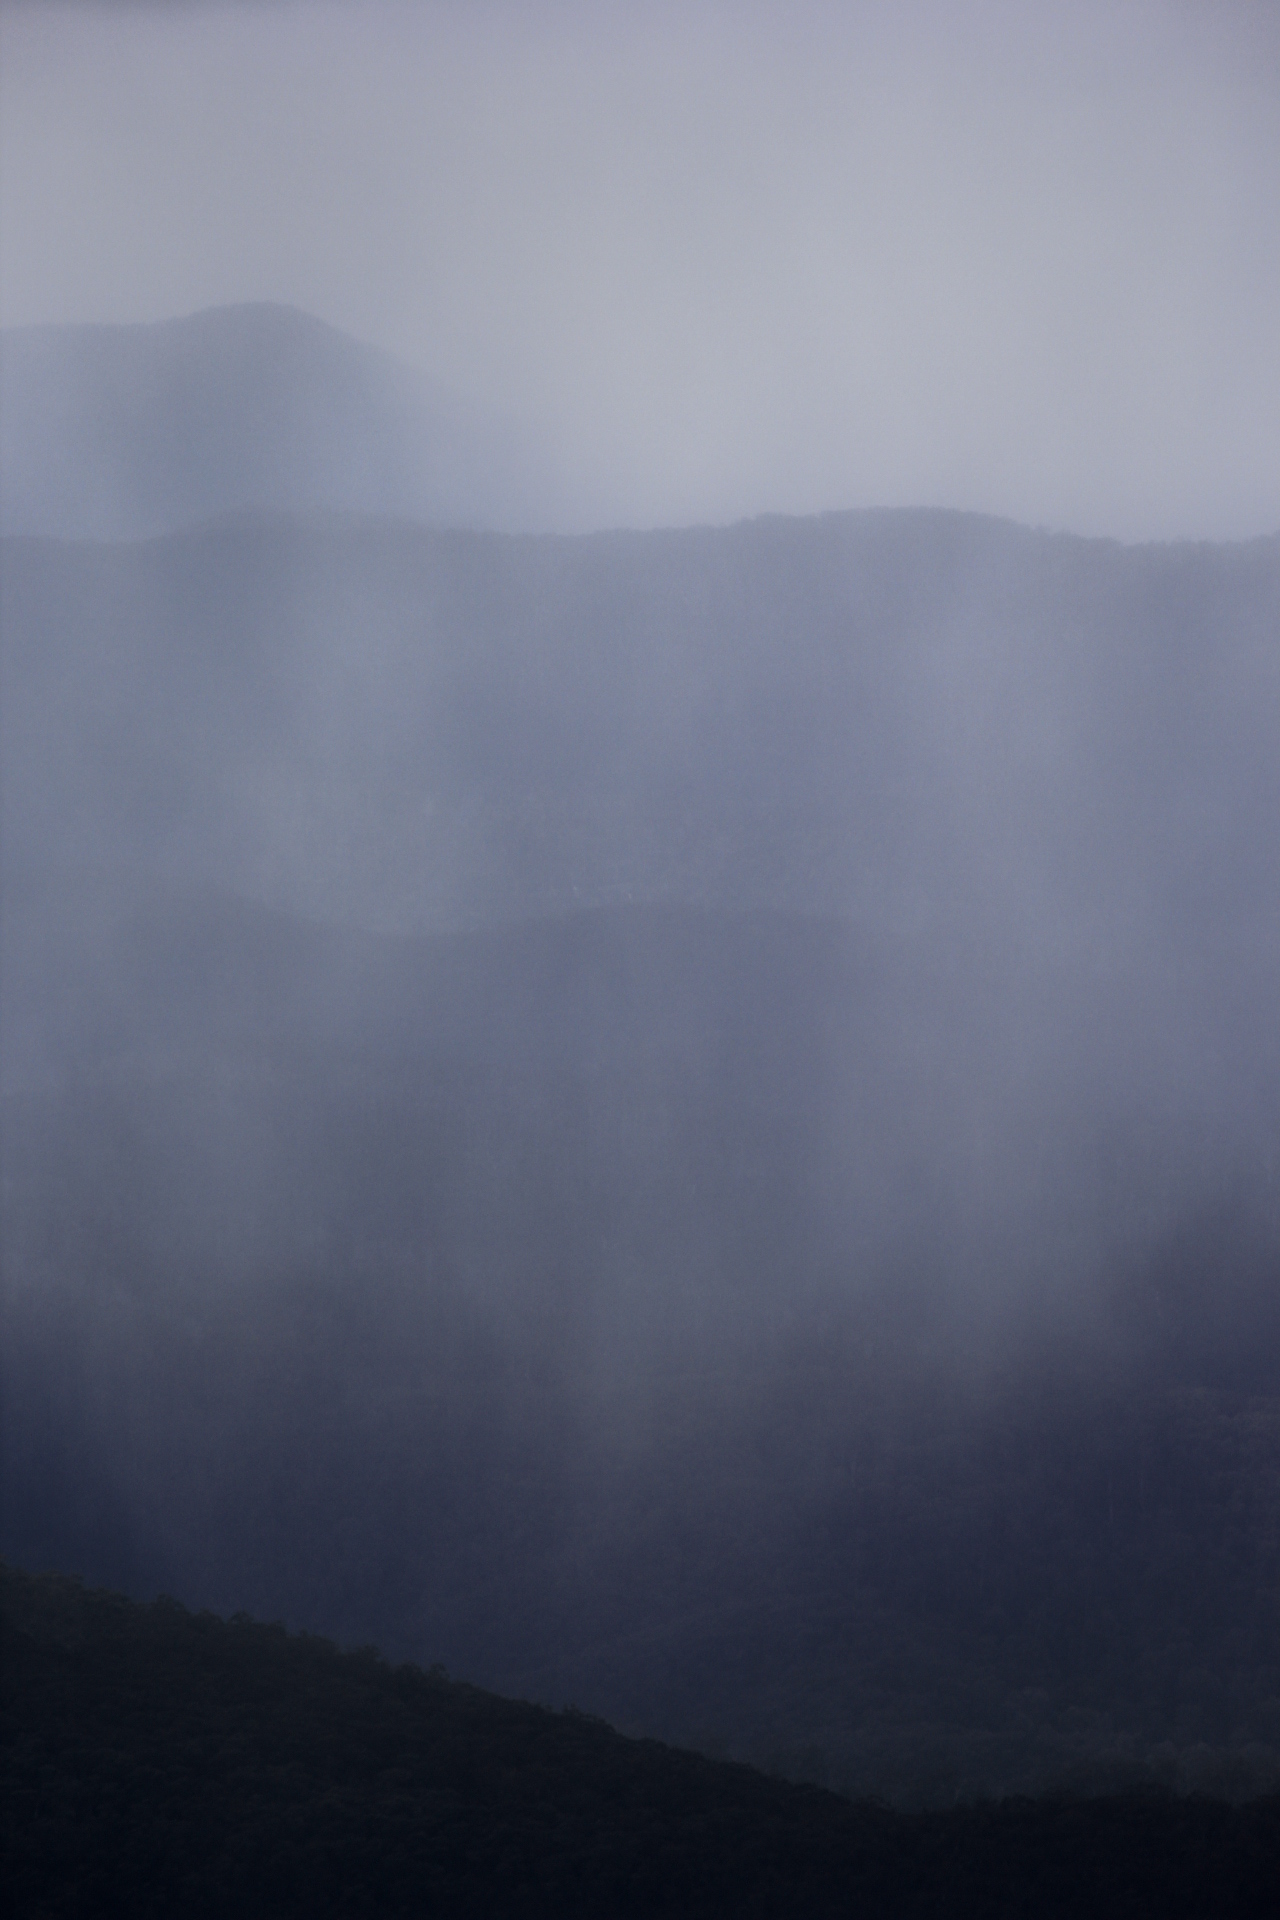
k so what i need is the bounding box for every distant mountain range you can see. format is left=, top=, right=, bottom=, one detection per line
left=2, top=307, right=1279, bottom=1806
left=0, top=304, right=561, bottom=539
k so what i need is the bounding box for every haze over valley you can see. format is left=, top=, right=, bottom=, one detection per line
left=3, top=0, right=1280, bottom=1828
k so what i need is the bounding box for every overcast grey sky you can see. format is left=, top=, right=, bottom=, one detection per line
left=2, top=0, right=1278, bottom=539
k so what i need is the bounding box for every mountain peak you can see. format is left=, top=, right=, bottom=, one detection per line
left=0, top=304, right=557, bottom=540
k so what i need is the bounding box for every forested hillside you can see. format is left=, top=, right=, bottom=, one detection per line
left=7, top=1565, right=1280, bottom=1918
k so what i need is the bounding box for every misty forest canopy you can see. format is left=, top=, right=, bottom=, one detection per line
left=2, top=303, right=1280, bottom=1805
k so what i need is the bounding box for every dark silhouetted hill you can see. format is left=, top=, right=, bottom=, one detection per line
left=5, top=1564, right=1280, bottom=1918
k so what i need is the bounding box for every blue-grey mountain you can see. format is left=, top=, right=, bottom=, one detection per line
left=0, top=305, right=558, bottom=540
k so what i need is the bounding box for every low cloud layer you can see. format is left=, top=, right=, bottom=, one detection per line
left=3, top=0, right=1278, bottom=540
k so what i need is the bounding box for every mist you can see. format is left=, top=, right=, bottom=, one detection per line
left=3, top=0, right=1279, bottom=539
left=5, top=489, right=1280, bottom=1795
left=3, top=0, right=1280, bottom=1814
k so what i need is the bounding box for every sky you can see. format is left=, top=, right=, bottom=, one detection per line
left=2, top=0, right=1278, bottom=540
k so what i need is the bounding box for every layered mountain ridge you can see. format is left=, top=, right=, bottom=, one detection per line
left=3, top=308, right=1279, bottom=1804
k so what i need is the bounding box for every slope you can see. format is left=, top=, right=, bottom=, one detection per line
left=6, top=1564, right=1280, bottom=1919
